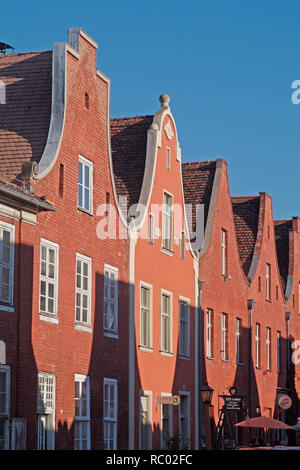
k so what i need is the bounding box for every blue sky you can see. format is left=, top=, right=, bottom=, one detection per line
left=1, top=0, right=300, bottom=219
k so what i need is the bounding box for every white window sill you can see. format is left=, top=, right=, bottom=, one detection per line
left=78, top=207, right=93, bottom=217
left=161, top=247, right=174, bottom=257
left=0, top=305, right=14, bottom=313
left=138, top=345, right=153, bottom=353
left=75, top=323, right=92, bottom=333
left=39, top=313, right=59, bottom=324
left=160, top=350, right=173, bottom=358
left=104, top=331, right=119, bottom=339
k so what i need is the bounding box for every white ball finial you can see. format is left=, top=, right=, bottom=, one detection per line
left=159, top=94, right=170, bottom=108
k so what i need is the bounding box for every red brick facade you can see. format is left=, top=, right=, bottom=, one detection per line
left=0, top=28, right=299, bottom=451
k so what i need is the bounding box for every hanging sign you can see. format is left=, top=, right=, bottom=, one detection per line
left=278, top=395, right=292, bottom=410
left=156, top=395, right=180, bottom=406
left=223, top=396, right=243, bottom=411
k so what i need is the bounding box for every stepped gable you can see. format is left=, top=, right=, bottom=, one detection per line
left=0, top=51, right=52, bottom=181
left=274, top=219, right=293, bottom=293
left=110, top=115, right=154, bottom=216
left=231, top=196, right=260, bottom=277
left=182, top=160, right=216, bottom=236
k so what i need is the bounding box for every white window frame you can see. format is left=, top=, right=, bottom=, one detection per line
left=221, top=229, right=227, bottom=276
left=75, top=253, right=92, bottom=330
left=221, top=313, right=228, bottom=361
left=162, top=191, right=173, bottom=252
left=255, top=323, right=261, bottom=368
left=160, top=289, right=173, bottom=355
left=74, top=374, right=90, bottom=450
left=0, top=222, right=14, bottom=310
left=103, top=378, right=118, bottom=450
left=178, top=297, right=190, bottom=358
left=160, top=392, right=173, bottom=449
left=178, top=391, right=190, bottom=449
left=266, top=263, right=271, bottom=300
left=139, top=390, right=152, bottom=450
left=103, top=264, right=118, bottom=337
left=0, top=365, right=10, bottom=450
left=39, top=238, right=59, bottom=321
left=139, top=282, right=153, bottom=351
left=37, top=372, right=56, bottom=450
left=206, top=308, right=213, bottom=359
left=266, top=327, right=271, bottom=371
left=78, top=155, right=93, bottom=214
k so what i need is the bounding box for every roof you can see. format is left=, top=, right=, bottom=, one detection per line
left=231, top=196, right=260, bottom=277
left=274, top=219, right=293, bottom=293
left=110, top=115, right=154, bottom=216
left=182, top=161, right=216, bottom=235
left=0, top=51, right=52, bottom=181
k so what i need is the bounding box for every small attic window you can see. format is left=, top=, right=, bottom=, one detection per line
left=85, top=93, right=90, bottom=109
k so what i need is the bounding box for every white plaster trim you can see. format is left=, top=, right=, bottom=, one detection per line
left=38, top=42, right=67, bottom=179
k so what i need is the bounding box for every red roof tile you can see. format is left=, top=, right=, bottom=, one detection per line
left=0, top=51, right=52, bottom=181
left=182, top=161, right=216, bottom=235
left=231, top=196, right=260, bottom=277
left=110, top=115, right=154, bottom=215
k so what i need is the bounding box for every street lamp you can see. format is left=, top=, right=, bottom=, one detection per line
left=200, top=383, right=214, bottom=450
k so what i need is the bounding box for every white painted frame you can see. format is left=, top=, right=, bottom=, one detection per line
left=0, top=365, right=10, bottom=450
left=139, top=390, right=152, bottom=450
left=74, top=374, right=90, bottom=450
left=78, top=155, right=94, bottom=215
left=103, top=378, right=118, bottom=450
left=103, top=264, right=118, bottom=337
left=39, top=238, right=59, bottom=322
left=160, top=392, right=173, bottom=449
left=178, top=296, right=190, bottom=359
left=178, top=391, right=190, bottom=449
left=139, top=282, right=153, bottom=351
left=160, top=289, right=173, bottom=356
left=0, top=221, right=15, bottom=311
left=75, top=253, right=92, bottom=330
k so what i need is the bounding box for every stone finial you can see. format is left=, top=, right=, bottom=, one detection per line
left=159, top=94, right=170, bottom=108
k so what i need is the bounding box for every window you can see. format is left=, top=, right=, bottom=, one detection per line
left=0, top=366, right=10, bottom=450
left=277, top=331, right=281, bottom=373
left=37, top=372, right=56, bottom=450
left=255, top=323, right=261, bottom=368
left=140, top=284, right=152, bottom=349
left=148, top=213, right=154, bottom=245
left=0, top=222, right=14, bottom=307
left=104, top=265, right=118, bottom=335
left=180, top=230, right=185, bottom=259
left=75, top=254, right=92, bottom=326
left=179, top=393, right=190, bottom=449
left=179, top=299, right=190, bottom=357
left=104, top=378, right=118, bottom=450
left=74, top=374, right=90, bottom=450
left=139, top=391, right=152, bottom=450
left=161, top=396, right=172, bottom=449
left=78, top=155, right=93, bottom=213
left=166, top=147, right=171, bottom=170
left=266, top=327, right=271, bottom=371
left=162, top=192, right=173, bottom=251
left=221, top=313, right=228, bottom=361
left=266, top=263, right=271, bottom=300
left=206, top=309, right=214, bottom=358
left=221, top=229, right=228, bottom=276
left=161, top=291, right=172, bottom=354
left=40, top=239, right=59, bottom=317
left=236, top=318, right=242, bottom=364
